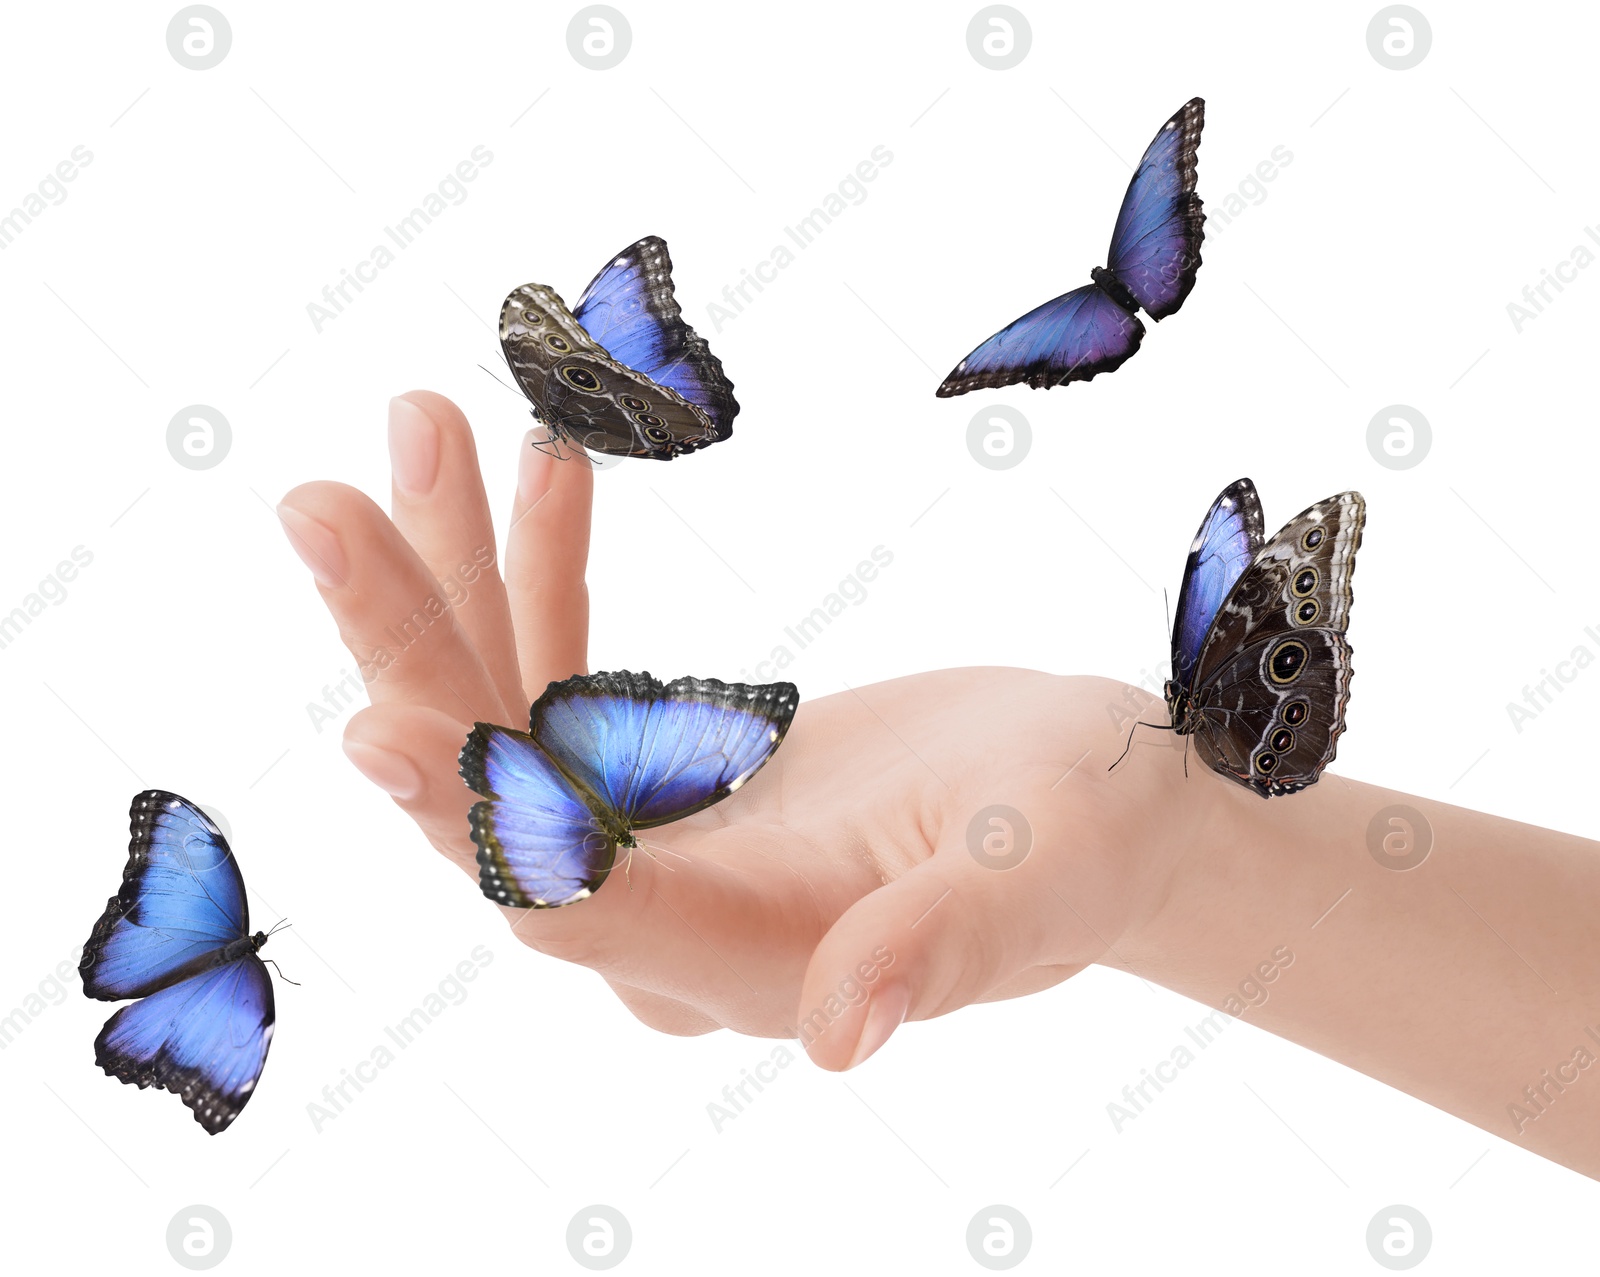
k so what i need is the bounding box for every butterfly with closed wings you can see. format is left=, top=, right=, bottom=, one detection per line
left=501, top=237, right=739, bottom=460
left=461, top=671, right=797, bottom=907
left=938, top=97, right=1206, bottom=398
left=80, top=792, right=282, bottom=1133
left=1152, top=479, right=1366, bottom=797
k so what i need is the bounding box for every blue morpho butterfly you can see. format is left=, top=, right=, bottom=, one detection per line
left=80, top=792, right=283, bottom=1133
left=937, top=98, right=1205, bottom=397
left=1138, top=479, right=1366, bottom=797
left=460, top=671, right=797, bottom=907
left=500, top=236, right=739, bottom=460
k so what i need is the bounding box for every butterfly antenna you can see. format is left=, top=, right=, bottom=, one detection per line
left=1106, top=720, right=1174, bottom=773
left=263, top=958, right=301, bottom=986
left=1163, top=587, right=1171, bottom=638
left=479, top=363, right=526, bottom=398
left=266, top=917, right=293, bottom=936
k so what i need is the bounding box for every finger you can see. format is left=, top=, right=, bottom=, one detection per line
left=503, top=436, right=593, bottom=704
left=341, top=702, right=480, bottom=874
left=280, top=481, right=509, bottom=725
left=797, top=847, right=1106, bottom=1071
left=387, top=392, right=525, bottom=715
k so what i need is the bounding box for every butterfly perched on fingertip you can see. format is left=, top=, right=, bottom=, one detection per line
left=501, top=237, right=739, bottom=460
left=1159, top=479, right=1365, bottom=797
left=460, top=671, right=797, bottom=907
left=937, top=98, right=1205, bottom=398
left=80, top=792, right=281, bottom=1134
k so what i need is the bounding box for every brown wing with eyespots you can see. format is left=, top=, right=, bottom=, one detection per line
left=1190, top=491, right=1365, bottom=797
left=542, top=350, right=718, bottom=460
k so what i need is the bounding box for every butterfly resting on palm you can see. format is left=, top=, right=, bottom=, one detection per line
left=461, top=671, right=797, bottom=908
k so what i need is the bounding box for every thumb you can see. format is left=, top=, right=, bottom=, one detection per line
left=796, top=823, right=1116, bottom=1071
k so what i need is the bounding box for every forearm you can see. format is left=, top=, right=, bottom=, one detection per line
left=1118, top=762, right=1600, bottom=1177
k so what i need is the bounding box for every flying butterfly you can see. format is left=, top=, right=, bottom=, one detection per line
left=461, top=671, right=797, bottom=907
left=1158, top=479, right=1366, bottom=797
left=80, top=792, right=283, bottom=1133
left=937, top=97, right=1205, bottom=398
left=501, top=237, right=739, bottom=460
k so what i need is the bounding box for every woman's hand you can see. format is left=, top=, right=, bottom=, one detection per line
left=282, top=392, right=1600, bottom=1178
left=277, top=392, right=1203, bottom=1068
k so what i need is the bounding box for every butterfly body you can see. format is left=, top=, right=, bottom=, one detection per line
left=80, top=792, right=277, bottom=1134
left=500, top=237, right=738, bottom=459
left=461, top=671, right=797, bottom=908
left=1164, top=480, right=1365, bottom=798
left=938, top=98, right=1205, bottom=398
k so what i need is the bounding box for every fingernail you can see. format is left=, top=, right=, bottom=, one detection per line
left=277, top=505, right=349, bottom=590
left=342, top=740, right=423, bottom=801
left=847, top=983, right=910, bottom=1069
left=518, top=431, right=553, bottom=506
left=388, top=396, right=440, bottom=497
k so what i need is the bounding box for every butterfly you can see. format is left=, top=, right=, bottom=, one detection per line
left=937, top=97, right=1205, bottom=398
left=500, top=236, right=739, bottom=460
left=1160, top=479, right=1366, bottom=797
left=80, top=792, right=279, bottom=1134
left=460, top=671, right=797, bottom=907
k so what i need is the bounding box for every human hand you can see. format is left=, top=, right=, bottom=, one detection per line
left=277, top=392, right=1208, bottom=1068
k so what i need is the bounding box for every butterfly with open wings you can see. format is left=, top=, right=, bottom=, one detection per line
left=938, top=97, right=1205, bottom=398
left=461, top=671, right=797, bottom=907
left=80, top=792, right=282, bottom=1133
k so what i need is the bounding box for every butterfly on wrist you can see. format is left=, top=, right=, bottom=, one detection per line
left=1159, top=478, right=1366, bottom=797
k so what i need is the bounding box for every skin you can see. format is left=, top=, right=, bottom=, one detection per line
left=279, top=391, right=1600, bottom=1179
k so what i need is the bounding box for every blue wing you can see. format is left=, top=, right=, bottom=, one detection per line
left=1170, top=478, right=1264, bottom=692
left=1106, top=98, right=1205, bottom=320
left=81, top=791, right=249, bottom=1000
left=935, top=284, right=1145, bottom=397
left=94, top=955, right=275, bottom=1135
left=572, top=237, right=739, bottom=436
left=529, top=672, right=798, bottom=829
left=459, top=724, right=618, bottom=908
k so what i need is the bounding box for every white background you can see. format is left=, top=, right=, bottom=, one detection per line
left=2, top=0, right=1597, bottom=1270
